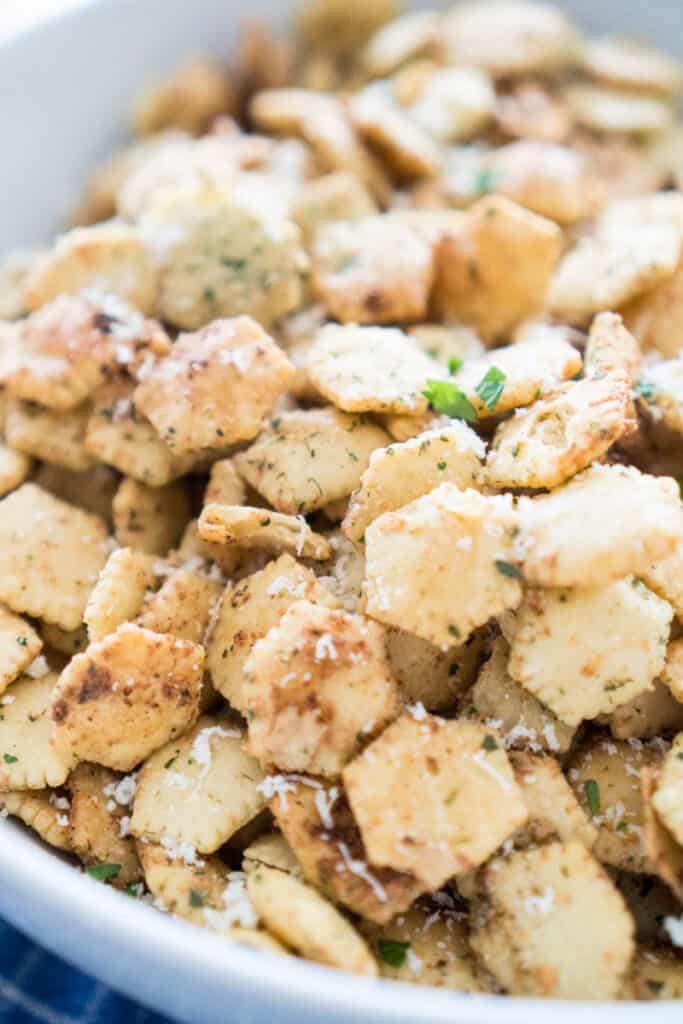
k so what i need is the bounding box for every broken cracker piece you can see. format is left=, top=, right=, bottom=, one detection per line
left=198, top=504, right=331, bottom=561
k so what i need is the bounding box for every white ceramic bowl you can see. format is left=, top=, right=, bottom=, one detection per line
left=0, top=2, right=682, bottom=1020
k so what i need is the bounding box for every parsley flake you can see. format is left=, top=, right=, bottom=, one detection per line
left=447, top=356, right=463, bottom=375
left=495, top=560, right=521, bottom=579
left=635, top=378, right=656, bottom=401
left=473, top=168, right=497, bottom=195
left=422, top=380, right=477, bottom=423
left=2, top=754, right=17, bottom=764
left=86, top=863, right=122, bottom=882
left=15, top=636, right=27, bottom=647
left=475, top=367, right=506, bottom=412
left=584, top=779, right=600, bottom=817
left=189, top=889, right=204, bottom=908
left=378, top=938, right=410, bottom=968
left=482, top=735, right=498, bottom=751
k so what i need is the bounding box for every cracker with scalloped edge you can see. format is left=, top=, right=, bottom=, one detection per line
left=484, top=372, right=632, bottom=490
left=571, top=732, right=663, bottom=871
left=387, top=625, right=486, bottom=713
left=306, top=326, right=440, bottom=418
left=433, top=196, right=563, bottom=343
left=651, top=733, right=683, bottom=847
left=312, top=217, right=434, bottom=326
left=84, top=547, right=158, bottom=643
left=130, top=717, right=265, bottom=853
left=584, top=311, right=642, bottom=383
left=137, top=841, right=238, bottom=928
left=134, top=317, right=294, bottom=453
left=361, top=904, right=483, bottom=991
left=206, top=553, right=339, bottom=712
left=86, top=376, right=200, bottom=486
left=511, top=752, right=597, bottom=850
left=609, top=679, right=683, bottom=739
left=52, top=623, right=203, bottom=772
left=470, top=636, right=575, bottom=754
left=0, top=606, right=42, bottom=695
left=23, top=223, right=158, bottom=315
left=583, top=36, right=683, bottom=96
left=271, top=779, right=425, bottom=924
left=642, top=541, right=683, bottom=625
left=139, top=184, right=303, bottom=330
left=137, top=569, right=222, bottom=645
left=452, top=336, right=582, bottom=419
left=247, top=864, right=377, bottom=976
left=442, top=1, right=579, bottom=76
left=244, top=599, right=399, bottom=777
left=365, top=484, right=522, bottom=647
left=0, top=443, right=31, bottom=497
left=5, top=397, right=94, bottom=472
left=0, top=483, right=109, bottom=630
left=508, top=580, right=672, bottom=728
left=348, top=82, right=440, bottom=180
left=470, top=841, right=634, bottom=1000
left=518, top=465, right=683, bottom=588
left=112, top=477, right=190, bottom=556
left=344, top=714, right=527, bottom=889
left=641, top=765, right=683, bottom=903
left=5, top=296, right=123, bottom=412
left=198, top=504, right=331, bottom=561
left=292, top=172, right=377, bottom=247
left=547, top=222, right=680, bottom=323
left=0, top=674, right=76, bottom=791
left=0, top=789, right=72, bottom=850
left=235, top=408, right=389, bottom=516
left=68, top=762, right=141, bottom=887
left=204, top=459, right=246, bottom=508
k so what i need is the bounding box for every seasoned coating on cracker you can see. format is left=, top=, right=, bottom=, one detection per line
left=51, top=623, right=203, bottom=771
left=627, top=949, right=683, bottom=1001
left=134, top=316, right=294, bottom=453
left=271, top=779, right=425, bottom=923
left=0, top=606, right=42, bottom=696
left=609, top=679, right=683, bottom=740
left=568, top=735, right=663, bottom=873
left=67, top=762, right=142, bottom=887
left=198, top=504, right=332, bottom=561
left=138, top=840, right=231, bottom=925
left=622, top=261, right=683, bottom=359
left=470, top=841, right=634, bottom=999
left=582, top=36, right=683, bottom=97
left=387, top=625, right=486, bottom=713
left=584, top=311, right=642, bottom=383
left=203, top=459, right=246, bottom=508
left=130, top=717, right=265, bottom=853
left=517, top=464, right=683, bottom=588
left=484, top=372, right=632, bottom=490
left=364, top=484, right=522, bottom=647
left=137, top=569, right=222, bottom=645
left=469, top=635, right=575, bottom=754
left=0, top=789, right=72, bottom=851
left=348, top=82, right=441, bottom=180
left=112, top=477, right=190, bottom=555
left=640, top=765, right=683, bottom=903
left=244, top=600, right=399, bottom=777
left=362, top=11, right=440, bottom=77
left=0, top=443, right=31, bottom=498
left=344, top=714, right=527, bottom=889
left=343, top=423, right=484, bottom=543
left=0, top=483, right=109, bottom=631
left=243, top=832, right=301, bottom=876
left=247, top=864, right=378, bottom=976
left=84, top=547, right=157, bottom=643
left=131, top=57, right=235, bottom=137
left=292, top=172, right=377, bottom=246
left=312, top=216, right=434, bottom=325
left=235, top=407, right=389, bottom=515
left=651, top=732, right=683, bottom=847
left=140, top=184, right=304, bottom=330
left=636, top=356, right=683, bottom=436
left=22, top=223, right=158, bottom=315
left=507, top=581, right=672, bottom=727
left=567, top=83, right=674, bottom=137
left=0, top=674, right=76, bottom=791
left=432, top=195, right=563, bottom=342
left=306, top=326, right=440, bottom=417
left=5, top=397, right=94, bottom=472
left=510, top=752, right=597, bottom=850
left=206, top=553, right=339, bottom=712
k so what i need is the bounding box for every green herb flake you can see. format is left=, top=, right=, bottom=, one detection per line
left=378, top=938, right=410, bottom=968
left=86, top=863, right=122, bottom=882
left=437, top=460, right=447, bottom=471
left=164, top=757, right=177, bottom=770
left=482, top=735, right=498, bottom=751
left=635, top=378, right=656, bottom=401
left=616, top=820, right=629, bottom=833
left=647, top=980, right=665, bottom=994
left=447, top=356, right=463, bottom=375
left=473, top=168, right=497, bottom=195
left=495, top=560, right=521, bottom=579
left=475, top=366, right=506, bottom=412
left=584, top=779, right=600, bottom=817
left=15, top=636, right=27, bottom=647
left=2, top=753, right=17, bottom=764
left=422, top=380, right=477, bottom=423
left=189, top=889, right=204, bottom=908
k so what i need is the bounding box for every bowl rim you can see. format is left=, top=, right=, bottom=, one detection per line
left=0, top=1, right=681, bottom=1020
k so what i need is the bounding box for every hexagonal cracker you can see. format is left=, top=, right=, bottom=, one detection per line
left=51, top=623, right=204, bottom=771
left=112, top=477, right=190, bottom=556
left=137, top=569, right=222, bottom=645
left=84, top=547, right=158, bottom=643
left=344, top=714, right=527, bottom=889
left=0, top=674, right=76, bottom=791
left=68, top=762, right=142, bottom=887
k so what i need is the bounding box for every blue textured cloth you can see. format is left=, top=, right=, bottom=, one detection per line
left=0, top=918, right=171, bottom=1024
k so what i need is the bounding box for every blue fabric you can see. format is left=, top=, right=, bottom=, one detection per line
left=0, top=918, right=171, bottom=1024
